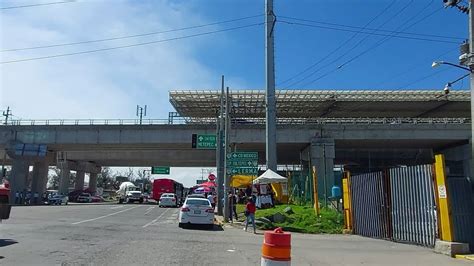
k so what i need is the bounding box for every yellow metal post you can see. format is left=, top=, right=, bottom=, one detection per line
left=434, top=154, right=453, bottom=241
left=342, top=171, right=353, bottom=231
left=312, top=166, right=320, bottom=215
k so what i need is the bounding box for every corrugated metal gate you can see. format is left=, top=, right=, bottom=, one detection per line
left=447, top=176, right=474, bottom=252
left=350, top=171, right=390, bottom=239
left=350, top=165, right=437, bottom=247
left=389, top=165, right=437, bottom=247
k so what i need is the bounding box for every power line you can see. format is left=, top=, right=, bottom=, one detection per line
left=0, top=0, right=75, bottom=10
left=279, top=15, right=464, bottom=41
left=0, top=23, right=263, bottom=64
left=1, top=14, right=263, bottom=52
left=277, top=0, right=397, bottom=87
left=299, top=4, right=444, bottom=88
left=398, top=68, right=449, bottom=88
left=373, top=49, right=457, bottom=88
left=284, top=0, right=415, bottom=88
left=278, top=21, right=459, bottom=44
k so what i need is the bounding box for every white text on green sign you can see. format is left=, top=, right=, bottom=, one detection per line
left=197, top=134, right=217, bottom=149
left=227, top=152, right=258, bottom=161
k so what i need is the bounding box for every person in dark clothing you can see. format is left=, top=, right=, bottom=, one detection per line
left=228, top=191, right=238, bottom=222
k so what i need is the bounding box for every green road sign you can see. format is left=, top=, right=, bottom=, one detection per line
left=196, top=134, right=217, bottom=149
left=226, top=152, right=258, bottom=161
left=226, top=160, right=258, bottom=167
left=151, top=166, right=170, bottom=175
left=226, top=167, right=258, bottom=175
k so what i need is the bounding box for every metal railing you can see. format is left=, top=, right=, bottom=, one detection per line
left=3, top=117, right=470, bottom=126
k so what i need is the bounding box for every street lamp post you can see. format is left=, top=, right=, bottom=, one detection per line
left=437, top=0, right=474, bottom=180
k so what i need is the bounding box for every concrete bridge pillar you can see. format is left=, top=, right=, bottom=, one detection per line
left=75, top=170, right=85, bottom=191
left=31, top=161, right=49, bottom=200
left=9, top=159, right=30, bottom=204
left=58, top=164, right=70, bottom=195
left=311, top=138, right=335, bottom=204
left=88, top=172, right=98, bottom=194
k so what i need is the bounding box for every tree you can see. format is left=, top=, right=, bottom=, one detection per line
left=98, top=167, right=114, bottom=190
left=48, top=167, right=61, bottom=190
left=135, top=168, right=151, bottom=192
left=47, top=167, right=75, bottom=190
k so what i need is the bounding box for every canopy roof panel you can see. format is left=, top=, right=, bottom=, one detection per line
left=169, top=90, right=470, bottom=119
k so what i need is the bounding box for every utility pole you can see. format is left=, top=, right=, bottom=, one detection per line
left=223, top=86, right=231, bottom=222
left=1, top=107, right=12, bottom=178
left=443, top=0, right=474, bottom=179
left=136, top=105, right=147, bottom=125
left=265, top=0, right=277, bottom=171
left=2, top=106, right=12, bottom=125
left=216, top=76, right=225, bottom=216
left=468, top=0, right=474, bottom=181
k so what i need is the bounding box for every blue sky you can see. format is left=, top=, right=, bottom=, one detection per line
left=0, top=0, right=470, bottom=120
left=0, top=0, right=470, bottom=187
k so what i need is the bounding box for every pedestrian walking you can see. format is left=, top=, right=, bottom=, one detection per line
left=228, top=191, right=238, bottom=222
left=19, top=190, right=24, bottom=205
left=244, top=197, right=256, bottom=233
left=33, top=191, right=39, bottom=205
left=26, top=191, right=32, bottom=205
left=15, top=191, right=19, bottom=204
left=207, top=193, right=215, bottom=209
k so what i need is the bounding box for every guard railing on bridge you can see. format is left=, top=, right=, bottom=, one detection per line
left=4, top=117, right=470, bottom=126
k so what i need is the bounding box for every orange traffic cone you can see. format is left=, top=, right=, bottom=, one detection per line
left=261, top=227, right=291, bottom=265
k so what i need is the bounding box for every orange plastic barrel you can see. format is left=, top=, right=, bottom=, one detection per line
left=261, top=227, right=291, bottom=265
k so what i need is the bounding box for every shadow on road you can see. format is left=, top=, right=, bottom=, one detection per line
left=181, top=224, right=224, bottom=231
left=0, top=239, right=18, bottom=248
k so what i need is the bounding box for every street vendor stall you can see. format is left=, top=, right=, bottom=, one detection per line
left=252, top=170, right=288, bottom=208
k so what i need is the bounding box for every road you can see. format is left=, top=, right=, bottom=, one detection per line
left=0, top=204, right=470, bottom=265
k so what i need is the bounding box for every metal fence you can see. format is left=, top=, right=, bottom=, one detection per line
left=447, top=176, right=474, bottom=252
left=350, top=171, right=390, bottom=239
left=389, top=165, right=437, bottom=247
left=4, top=117, right=470, bottom=126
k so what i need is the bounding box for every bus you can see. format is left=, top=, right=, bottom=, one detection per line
left=151, top=178, right=184, bottom=205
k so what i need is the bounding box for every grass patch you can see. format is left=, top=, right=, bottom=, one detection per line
left=237, top=204, right=343, bottom=234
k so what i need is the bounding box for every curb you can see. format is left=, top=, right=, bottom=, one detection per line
left=455, top=254, right=474, bottom=261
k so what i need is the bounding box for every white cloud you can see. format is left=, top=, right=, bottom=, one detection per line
left=0, top=0, right=223, bottom=119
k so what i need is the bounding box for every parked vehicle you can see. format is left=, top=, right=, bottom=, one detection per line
left=0, top=180, right=11, bottom=220
left=76, top=193, right=92, bottom=203
left=178, top=198, right=214, bottom=229
left=152, top=178, right=184, bottom=205
left=49, top=194, right=69, bottom=205
left=90, top=195, right=104, bottom=202
left=186, top=194, right=206, bottom=199
left=117, top=182, right=143, bottom=204
left=159, top=193, right=178, bottom=207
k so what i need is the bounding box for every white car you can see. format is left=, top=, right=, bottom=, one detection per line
left=159, top=193, right=178, bottom=207
left=178, top=198, right=214, bottom=229
left=49, top=194, right=68, bottom=205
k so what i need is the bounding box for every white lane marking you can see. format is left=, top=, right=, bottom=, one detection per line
left=142, top=208, right=171, bottom=228
left=111, top=206, right=124, bottom=209
left=72, top=206, right=140, bottom=225
left=144, top=206, right=155, bottom=215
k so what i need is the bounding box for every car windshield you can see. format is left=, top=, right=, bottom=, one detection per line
left=185, top=199, right=209, bottom=206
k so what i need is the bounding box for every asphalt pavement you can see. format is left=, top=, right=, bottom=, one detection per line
left=0, top=204, right=470, bottom=265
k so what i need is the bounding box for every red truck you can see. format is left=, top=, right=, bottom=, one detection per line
left=151, top=178, right=184, bottom=205
left=0, top=180, right=11, bottom=220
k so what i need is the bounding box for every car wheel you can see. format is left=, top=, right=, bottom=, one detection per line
left=178, top=223, right=183, bottom=228
left=207, top=224, right=214, bottom=230
left=65, top=202, right=68, bottom=205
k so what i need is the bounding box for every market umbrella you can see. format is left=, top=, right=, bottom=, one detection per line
left=194, top=186, right=212, bottom=193
left=252, top=169, right=288, bottom=184
left=200, top=181, right=216, bottom=187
